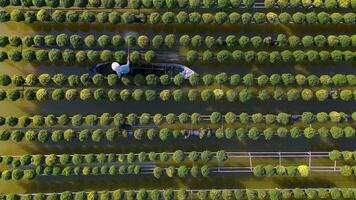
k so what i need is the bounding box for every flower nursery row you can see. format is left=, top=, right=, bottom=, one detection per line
left=1, top=10, right=355, bottom=25
left=0, top=111, right=353, bottom=128
left=1, top=33, right=355, bottom=49
left=1, top=87, right=356, bottom=102
left=1, top=73, right=356, bottom=88
left=0, top=125, right=354, bottom=142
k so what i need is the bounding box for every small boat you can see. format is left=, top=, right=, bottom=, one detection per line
left=89, top=62, right=196, bottom=79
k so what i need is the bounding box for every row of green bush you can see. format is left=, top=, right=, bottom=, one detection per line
left=264, top=0, right=354, bottom=9
left=0, top=164, right=143, bottom=181
left=1, top=87, right=356, bottom=102
left=1, top=9, right=355, bottom=25
left=0, top=0, right=258, bottom=9
left=0, top=150, right=228, bottom=167
left=2, top=73, right=356, bottom=88
left=0, top=125, right=354, bottom=143
left=185, top=49, right=355, bottom=63
left=1, top=0, right=354, bottom=9
left=1, top=33, right=355, bottom=49
left=329, top=150, right=356, bottom=161
left=0, top=111, right=353, bottom=128
left=254, top=164, right=356, bottom=178
left=253, top=164, right=309, bottom=177
left=2, top=48, right=354, bottom=63
left=2, top=188, right=356, bottom=200
left=1, top=164, right=211, bottom=181
left=0, top=49, right=155, bottom=63
left=339, top=165, right=356, bottom=177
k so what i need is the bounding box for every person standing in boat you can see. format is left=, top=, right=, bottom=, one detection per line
left=111, top=54, right=130, bottom=77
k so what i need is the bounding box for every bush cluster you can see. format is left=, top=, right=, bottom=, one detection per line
left=0, top=0, right=257, bottom=8
left=264, top=0, right=355, bottom=9
left=1, top=49, right=354, bottom=63
left=1, top=34, right=355, bottom=49
left=253, top=164, right=310, bottom=177
left=2, top=73, right=356, bottom=88
left=0, top=164, right=209, bottom=180
left=1, top=150, right=227, bottom=168
left=1, top=10, right=355, bottom=25
left=2, top=188, right=355, bottom=200
left=329, top=150, right=356, bottom=161
left=0, top=49, right=150, bottom=63
left=152, top=165, right=210, bottom=179
left=186, top=50, right=355, bottom=63
left=1, top=0, right=354, bottom=9
left=0, top=164, right=142, bottom=181
left=1, top=87, right=356, bottom=102
left=1, top=111, right=353, bottom=128
left=0, top=126, right=354, bottom=143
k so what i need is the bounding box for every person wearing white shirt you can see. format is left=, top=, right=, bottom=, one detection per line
left=111, top=55, right=130, bottom=77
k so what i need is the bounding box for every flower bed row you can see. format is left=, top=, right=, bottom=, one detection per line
left=1, top=33, right=355, bottom=49
left=0, top=111, right=354, bottom=128
left=1, top=72, right=356, bottom=88
left=0, top=164, right=211, bottom=180
left=1, top=10, right=355, bottom=25
left=3, top=188, right=356, bottom=200
left=1, top=150, right=228, bottom=167
left=0, top=125, right=354, bottom=142
left=1, top=87, right=356, bottom=102
left=0, top=0, right=354, bottom=9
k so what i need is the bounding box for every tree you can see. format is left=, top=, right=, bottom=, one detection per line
left=11, top=169, right=24, bottom=180
left=216, top=150, right=228, bottom=162
left=330, top=126, right=344, bottom=139
left=216, top=50, right=233, bottom=63
left=10, top=9, right=24, bottom=22
left=253, top=165, right=265, bottom=177
left=341, top=165, right=352, bottom=176
left=301, top=112, right=315, bottom=124
left=292, top=188, right=305, bottom=199
left=303, top=127, right=316, bottom=139
left=248, top=127, right=260, bottom=140
left=330, top=188, right=341, bottom=200
left=297, top=165, right=309, bottom=177
left=34, top=89, right=49, bottom=101
left=239, top=89, right=252, bottom=103
left=200, top=165, right=210, bottom=177
left=186, top=50, right=199, bottom=63
left=6, top=89, right=20, bottom=101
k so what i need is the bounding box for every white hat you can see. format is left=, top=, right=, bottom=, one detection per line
left=111, top=62, right=120, bottom=71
